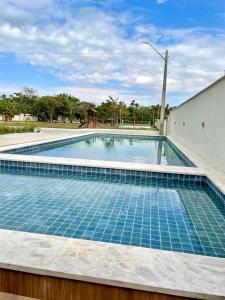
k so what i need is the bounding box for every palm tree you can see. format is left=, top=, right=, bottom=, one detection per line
left=129, top=100, right=139, bottom=126
left=106, top=96, right=120, bottom=126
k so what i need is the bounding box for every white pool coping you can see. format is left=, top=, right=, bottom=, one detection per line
left=0, top=229, right=224, bottom=300
left=0, top=129, right=224, bottom=300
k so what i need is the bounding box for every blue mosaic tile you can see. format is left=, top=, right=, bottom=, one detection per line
left=0, top=160, right=204, bottom=186
left=0, top=160, right=224, bottom=258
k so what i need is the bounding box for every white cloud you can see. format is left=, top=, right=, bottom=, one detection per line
left=0, top=1, right=224, bottom=106
left=0, top=81, right=157, bottom=106
left=10, top=0, right=53, bottom=9
left=156, top=0, right=167, bottom=4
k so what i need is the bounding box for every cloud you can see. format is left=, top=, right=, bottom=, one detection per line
left=156, top=0, right=167, bottom=4
left=0, top=81, right=158, bottom=106
left=0, top=0, right=62, bottom=27
left=0, top=0, right=224, bottom=106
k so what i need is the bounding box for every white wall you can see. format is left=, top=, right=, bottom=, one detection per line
left=24, top=114, right=38, bottom=122
left=12, top=114, right=38, bottom=122
left=168, top=76, right=225, bottom=172
left=12, top=114, right=24, bottom=122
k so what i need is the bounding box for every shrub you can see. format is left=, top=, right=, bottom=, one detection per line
left=0, top=124, right=36, bottom=134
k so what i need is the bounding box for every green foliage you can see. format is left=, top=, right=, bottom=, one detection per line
left=0, top=87, right=174, bottom=125
left=13, top=87, right=38, bottom=114
left=0, top=96, right=16, bottom=121
left=0, top=123, right=35, bottom=134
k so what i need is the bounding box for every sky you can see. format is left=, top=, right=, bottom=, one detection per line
left=0, top=0, right=224, bottom=106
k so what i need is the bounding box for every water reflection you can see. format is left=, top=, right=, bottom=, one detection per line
left=101, top=138, right=116, bottom=150
left=25, top=136, right=191, bottom=166
left=156, top=139, right=163, bottom=165
left=84, top=137, right=97, bottom=146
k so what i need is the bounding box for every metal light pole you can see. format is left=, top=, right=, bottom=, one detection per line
left=143, top=42, right=169, bottom=135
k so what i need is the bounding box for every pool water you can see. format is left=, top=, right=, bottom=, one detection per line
left=16, top=135, right=193, bottom=167
left=0, top=168, right=224, bottom=257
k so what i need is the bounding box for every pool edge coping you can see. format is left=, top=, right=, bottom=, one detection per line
left=0, top=229, right=224, bottom=300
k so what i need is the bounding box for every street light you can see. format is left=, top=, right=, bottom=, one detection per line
left=143, top=41, right=169, bottom=135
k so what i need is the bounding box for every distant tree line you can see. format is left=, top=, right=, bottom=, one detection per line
left=0, top=87, right=173, bottom=125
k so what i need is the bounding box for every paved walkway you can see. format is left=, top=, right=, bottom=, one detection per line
left=0, top=131, right=75, bottom=147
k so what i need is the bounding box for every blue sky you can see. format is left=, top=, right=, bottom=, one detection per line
left=0, top=0, right=224, bottom=106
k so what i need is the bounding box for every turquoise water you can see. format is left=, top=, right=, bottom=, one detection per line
left=22, top=136, right=193, bottom=166
left=0, top=167, right=224, bottom=257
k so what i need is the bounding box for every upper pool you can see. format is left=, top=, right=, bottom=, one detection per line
left=3, top=134, right=194, bottom=167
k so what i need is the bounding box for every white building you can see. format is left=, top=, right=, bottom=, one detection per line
left=0, top=113, right=38, bottom=122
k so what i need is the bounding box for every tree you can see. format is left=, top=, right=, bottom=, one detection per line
left=129, top=100, right=139, bottom=125
left=0, top=86, right=173, bottom=126
left=97, top=101, right=111, bottom=123
left=13, top=87, right=38, bottom=115
left=106, top=96, right=123, bottom=126
left=0, top=95, right=16, bottom=121
left=44, top=96, right=59, bottom=123
left=55, top=94, right=80, bottom=123
left=32, top=97, right=48, bottom=121
left=33, top=96, right=59, bottom=123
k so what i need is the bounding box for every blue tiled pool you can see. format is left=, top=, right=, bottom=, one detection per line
left=3, top=134, right=194, bottom=167
left=0, top=163, right=224, bottom=258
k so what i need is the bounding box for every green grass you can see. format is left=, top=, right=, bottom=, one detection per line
left=0, top=121, right=157, bottom=134
left=0, top=123, right=36, bottom=134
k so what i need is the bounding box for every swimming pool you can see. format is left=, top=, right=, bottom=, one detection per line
left=3, top=134, right=194, bottom=167
left=0, top=162, right=224, bottom=258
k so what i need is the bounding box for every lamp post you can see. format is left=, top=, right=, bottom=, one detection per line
left=143, top=41, right=169, bottom=135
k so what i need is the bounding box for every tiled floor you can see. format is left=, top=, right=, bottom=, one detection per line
left=0, top=168, right=224, bottom=258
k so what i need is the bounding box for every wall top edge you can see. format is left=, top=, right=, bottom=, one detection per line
left=171, top=75, right=225, bottom=112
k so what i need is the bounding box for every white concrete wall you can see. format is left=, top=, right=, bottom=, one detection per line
left=24, top=114, right=38, bottom=122
left=12, top=114, right=24, bottom=121
left=168, top=76, right=225, bottom=172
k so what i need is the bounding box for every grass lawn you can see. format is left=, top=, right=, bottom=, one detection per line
left=0, top=121, right=157, bottom=134
left=0, top=123, right=36, bottom=134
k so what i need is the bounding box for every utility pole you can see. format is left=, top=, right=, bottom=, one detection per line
left=159, top=50, right=168, bottom=135
left=143, top=42, right=169, bottom=135
left=120, top=108, right=122, bottom=126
